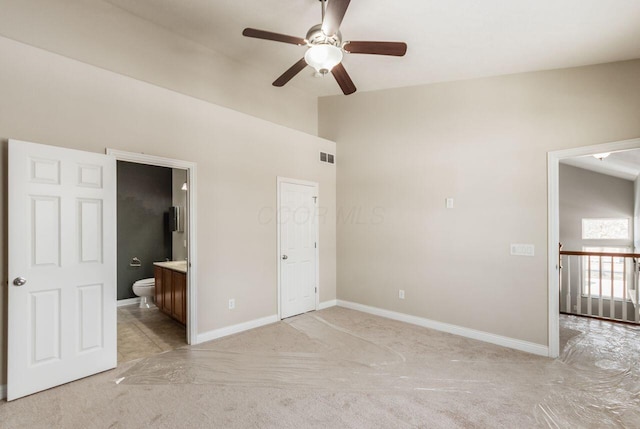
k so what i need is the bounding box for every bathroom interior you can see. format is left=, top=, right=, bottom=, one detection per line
left=116, top=160, right=189, bottom=363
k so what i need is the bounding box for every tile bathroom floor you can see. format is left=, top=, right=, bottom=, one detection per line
left=117, top=304, right=187, bottom=363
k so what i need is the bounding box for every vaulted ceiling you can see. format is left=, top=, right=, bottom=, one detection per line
left=562, top=149, right=640, bottom=181
left=104, top=0, right=640, bottom=96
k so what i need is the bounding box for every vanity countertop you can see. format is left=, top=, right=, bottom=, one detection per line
left=153, top=260, right=188, bottom=273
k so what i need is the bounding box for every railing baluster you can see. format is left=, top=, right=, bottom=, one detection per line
left=566, top=256, right=571, bottom=313
left=622, top=258, right=627, bottom=322
left=610, top=257, right=615, bottom=319
left=577, top=255, right=582, bottom=315
left=637, top=271, right=640, bottom=323
left=599, top=256, right=603, bottom=317
left=559, top=254, right=564, bottom=311
left=587, top=255, right=592, bottom=317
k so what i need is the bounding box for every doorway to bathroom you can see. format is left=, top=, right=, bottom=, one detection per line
left=107, top=149, right=198, bottom=363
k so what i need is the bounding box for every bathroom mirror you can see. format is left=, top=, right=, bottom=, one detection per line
left=169, top=206, right=183, bottom=232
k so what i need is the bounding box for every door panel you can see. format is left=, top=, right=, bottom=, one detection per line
left=30, top=289, right=61, bottom=364
left=280, top=181, right=318, bottom=319
left=77, top=283, right=104, bottom=352
left=30, top=196, right=61, bottom=266
left=78, top=199, right=103, bottom=263
left=8, top=139, right=116, bottom=401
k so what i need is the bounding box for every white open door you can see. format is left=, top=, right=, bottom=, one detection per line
left=279, top=179, right=318, bottom=319
left=7, top=139, right=116, bottom=401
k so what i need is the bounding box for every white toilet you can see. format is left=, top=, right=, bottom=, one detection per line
left=132, top=278, right=155, bottom=308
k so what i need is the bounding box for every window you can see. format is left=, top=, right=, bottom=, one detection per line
left=582, top=218, right=629, bottom=240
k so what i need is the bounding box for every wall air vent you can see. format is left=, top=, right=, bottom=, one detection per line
left=320, top=152, right=335, bottom=165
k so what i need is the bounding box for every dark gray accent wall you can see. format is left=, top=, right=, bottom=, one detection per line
left=117, top=161, right=172, bottom=300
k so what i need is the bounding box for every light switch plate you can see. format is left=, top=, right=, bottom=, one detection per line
left=511, top=244, right=535, bottom=256
left=445, top=198, right=454, bottom=209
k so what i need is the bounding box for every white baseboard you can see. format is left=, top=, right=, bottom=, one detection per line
left=117, top=297, right=141, bottom=307
left=318, top=299, right=337, bottom=310
left=196, top=314, right=279, bottom=344
left=195, top=301, right=336, bottom=344
left=1, top=384, right=6, bottom=400
left=337, top=300, right=549, bottom=357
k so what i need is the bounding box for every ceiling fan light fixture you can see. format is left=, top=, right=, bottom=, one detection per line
left=304, top=44, right=343, bottom=75
left=242, top=0, right=406, bottom=95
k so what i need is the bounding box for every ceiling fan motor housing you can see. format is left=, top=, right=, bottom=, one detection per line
left=306, top=24, right=342, bottom=48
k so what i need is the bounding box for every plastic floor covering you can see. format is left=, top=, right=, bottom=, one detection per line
left=1, top=307, right=639, bottom=428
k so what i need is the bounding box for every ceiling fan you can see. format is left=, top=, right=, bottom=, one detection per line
left=242, top=0, right=407, bottom=95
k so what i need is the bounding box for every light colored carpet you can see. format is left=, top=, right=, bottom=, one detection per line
left=1, top=307, right=639, bottom=428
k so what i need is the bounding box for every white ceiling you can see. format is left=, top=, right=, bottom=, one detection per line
left=561, top=150, right=640, bottom=181
left=105, top=0, right=640, bottom=96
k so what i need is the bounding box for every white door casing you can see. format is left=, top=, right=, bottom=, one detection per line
left=8, top=139, right=116, bottom=400
left=278, top=178, right=318, bottom=319
left=106, top=148, right=198, bottom=345
left=547, top=137, right=640, bottom=359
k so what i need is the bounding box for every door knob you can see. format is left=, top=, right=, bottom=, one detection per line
left=282, top=255, right=288, bottom=260
left=13, top=277, right=27, bottom=286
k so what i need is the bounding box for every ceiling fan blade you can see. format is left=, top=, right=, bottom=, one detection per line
left=322, top=0, right=351, bottom=37
left=273, top=58, right=308, bottom=87
left=331, top=63, right=356, bottom=95
left=242, top=28, right=306, bottom=46
left=343, top=41, right=407, bottom=56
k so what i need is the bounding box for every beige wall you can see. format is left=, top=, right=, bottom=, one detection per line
left=559, top=164, right=634, bottom=251
left=0, top=36, right=337, bottom=386
left=319, top=59, right=640, bottom=346
left=0, top=0, right=318, bottom=135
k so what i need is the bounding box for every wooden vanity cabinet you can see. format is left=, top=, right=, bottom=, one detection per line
left=155, top=266, right=164, bottom=310
left=162, top=268, right=173, bottom=316
left=171, top=270, right=186, bottom=323
left=154, top=266, right=187, bottom=325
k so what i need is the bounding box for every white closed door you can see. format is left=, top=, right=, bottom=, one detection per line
left=8, top=139, right=116, bottom=401
left=279, top=180, right=318, bottom=319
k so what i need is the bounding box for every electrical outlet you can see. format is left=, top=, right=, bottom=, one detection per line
left=228, top=299, right=235, bottom=310
left=399, top=290, right=405, bottom=299
left=573, top=305, right=577, bottom=311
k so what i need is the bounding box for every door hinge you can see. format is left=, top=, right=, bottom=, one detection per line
left=314, top=242, right=317, bottom=248
left=312, top=196, right=318, bottom=204
left=315, top=287, right=317, bottom=293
